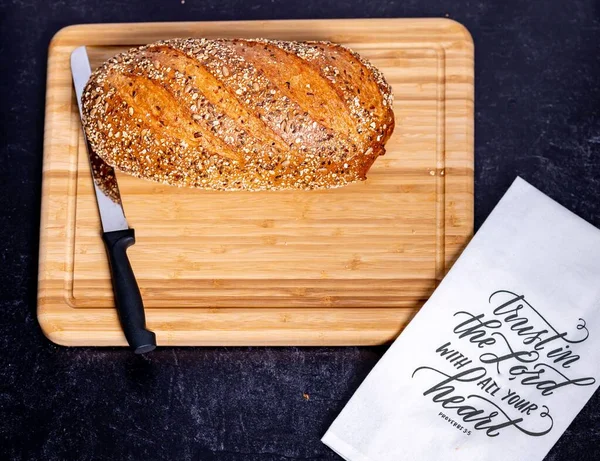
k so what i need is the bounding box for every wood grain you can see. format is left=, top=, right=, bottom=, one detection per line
left=38, top=18, right=474, bottom=346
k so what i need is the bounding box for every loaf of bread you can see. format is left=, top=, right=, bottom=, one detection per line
left=82, top=38, right=394, bottom=191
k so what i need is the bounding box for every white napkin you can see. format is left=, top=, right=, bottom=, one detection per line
left=322, top=177, right=600, bottom=461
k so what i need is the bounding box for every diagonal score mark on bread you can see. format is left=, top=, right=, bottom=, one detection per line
left=108, top=72, right=245, bottom=164
left=230, top=40, right=360, bottom=148
left=141, top=45, right=293, bottom=156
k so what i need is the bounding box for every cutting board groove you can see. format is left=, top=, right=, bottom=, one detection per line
left=39, top=18, right=473, bottom=346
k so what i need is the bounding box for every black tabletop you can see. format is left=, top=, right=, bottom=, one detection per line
left=1, top=1, right=599, bottom=460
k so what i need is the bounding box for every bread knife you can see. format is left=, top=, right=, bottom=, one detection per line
left=71, top=46, right=156, bottom=354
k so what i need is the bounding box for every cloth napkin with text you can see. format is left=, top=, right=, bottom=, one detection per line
left=322, top=177, right=600, bottom=461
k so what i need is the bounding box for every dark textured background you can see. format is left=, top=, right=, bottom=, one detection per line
left=1, top=0, right=599, bottom=459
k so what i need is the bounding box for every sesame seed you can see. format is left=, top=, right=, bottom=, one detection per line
left=128, top=107, right=134, bottom=116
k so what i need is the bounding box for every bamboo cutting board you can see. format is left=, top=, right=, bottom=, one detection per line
left=39, top=19, right=474, bottom=347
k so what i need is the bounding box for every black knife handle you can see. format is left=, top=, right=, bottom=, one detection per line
left=102, top=229, right=156, bottom=354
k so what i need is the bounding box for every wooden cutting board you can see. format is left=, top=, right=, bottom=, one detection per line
left=38, top=18, right=474, bottom=347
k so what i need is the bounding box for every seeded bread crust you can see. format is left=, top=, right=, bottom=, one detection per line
left=82, top=38, right=395, bottom=191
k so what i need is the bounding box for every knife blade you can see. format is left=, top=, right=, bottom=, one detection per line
left=71, top=46, right=156, bottom=354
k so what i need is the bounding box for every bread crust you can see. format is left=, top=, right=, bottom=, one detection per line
left=82, top=38, right=394, bottom=191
